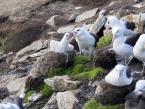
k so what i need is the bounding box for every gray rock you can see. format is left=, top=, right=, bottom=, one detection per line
left=68, top=13, right=79, bottom=23
left=75, top=8, right=98, bottom=22
left=57, top=25, right=75, bottom=33
left=42, top=93, right=58, bottom=109
left=5, top=23, right=48, bottom=53
left=90, top=15, right=107, bottom=35
left=28, top=92, right=42, bottom=102
left=56, top=91, right=79, bottom=109
left=16, top=39, right=45, bottom=57
left=0, top=15, right=9, bottom=23
left=44, top=75, right=80, bottom=91
left=7, top=77, right=27, bottom=94
left=95, top=80, right=135, bottom=105
left=46, top=15, right=67, bottom=28
left=25, top=51, right=75, bottom=89
left=0, top=87, right=9, bottom=100
left=9, top=16, right=28, bottom=23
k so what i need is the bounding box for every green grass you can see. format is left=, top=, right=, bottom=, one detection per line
left=74, top=67, right=105, bottom=80
left=24, top=90, right=35, bottom=103
left=84, top=99, right=124, bottom=109
left=47, top=55, right=91, bottom=78
left=0, top=37, right=7, bottom=53
left=97, top=33, right=112, bottom=48
left=41, top=84, right=53, bottom=97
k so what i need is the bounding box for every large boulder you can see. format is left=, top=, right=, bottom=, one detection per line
left=4, top=23, right=48, bottom=53
left=25, top=51, right=76, bottom=89
left=75, top=8, right=98, bottom=22
left=125, top=92, right=145, bottom=109
left=56, top=91, right=80, bottom=109
left=46, top=15, right=68, bottom=28
left=94, top=47, right=117, bottom=69
left=95, top=80, right=135, bottom=105
left=6, top=76, right=27, bottom=94
left=42, top=94, right=58, bottom=109
left=44, top=75, right=81, bottom=91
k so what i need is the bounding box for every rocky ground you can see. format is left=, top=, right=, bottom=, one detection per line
left=0, top=0, right=145, bottom=109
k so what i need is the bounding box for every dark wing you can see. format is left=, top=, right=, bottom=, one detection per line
left=125, top=21, right=136, bottom=31
left=126, top=67, right=132, bottom=78
left=89, top=33, right=99, bottom=47
left=125, top=33, right=142, bottom=47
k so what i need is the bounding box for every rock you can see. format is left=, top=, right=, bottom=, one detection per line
left=28, top=92, right=42, bottom=102
left=75, top=8, right=98, bottom=22
left=68, top=13, right=79, bottom=23
left=94, top=48, right=117, bottom=69
left=7, top=77, right=27, bottom=93
left=56, top=91, right=79, bottom=109
left=125, top=92, right=145, bottom=109
left=16, top=39, right=45, bottom=57
left=90, top=15, right=107, bottom=35
left=44, top=75, right=80, bottom=91
left=5, top=23, right=48, bottom=53
left=133, top=3, right=145, bottom=8
left=6, top=55, right=14, bottom=64
left=95, top=80, right=135, bottom=105
left=9, top=16, right=28, bottom=23
left=0, top=87, right=9, bottom=100
left=46, top=15, right=67, bottom=28
left=42, top=94, right=58, bottom=109
left=57, top=25, right=75, bottom=33
left=0, top=15, right=9, bottom=23
left=25, top=51, right=75, bottom=89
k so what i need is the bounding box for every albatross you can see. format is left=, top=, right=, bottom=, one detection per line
left=133, top=34, right=145, bottom=74
left=72, top=27, right=98, bottom=58
left=50, top=33, right=74, bottom=63
left=105, top=15, right=136, bottom=36
left=112, top=26, right=141, bottom=64
left=105, top=64, right=133, bottom=86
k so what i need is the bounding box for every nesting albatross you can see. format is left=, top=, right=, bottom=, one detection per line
left=133, top=34, right=145, bottom=74
left=112, top=26, right=141, bottom=64
left=105, top=15, right=136, bottom=36
left=105, top=64, right=133, bottom=86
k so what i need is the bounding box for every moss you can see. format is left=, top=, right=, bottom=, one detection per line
left=0, top=37, right=7, bottom=53
left=74, top=67, right=104, bottom=80
left=74, top=55, right=89, bottom=65
left=97, top=33, right=112, bottom=48
left=24, top=90, right=35, bottom=103
left=41, top=84, right=53, bottom=97
left=84, top=99, right=124, bottom=109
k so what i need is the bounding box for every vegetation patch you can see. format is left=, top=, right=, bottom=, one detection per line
left=0, top=37, right=7, bottom=53
left=73, top=67, right=105, bottom=80
left=41, top=84, right=53, bottom=97
left=84, top=99, right=124, bottom=109
left=97, top=33, right=112, bottom=48
left=24, top=90, right=35, bottom=103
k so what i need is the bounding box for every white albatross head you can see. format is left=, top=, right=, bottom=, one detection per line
left=72, top=27, right=87, bottom=37
left=114, top=64, right=127, bottom=80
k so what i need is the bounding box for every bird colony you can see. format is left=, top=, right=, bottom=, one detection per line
left=1, top=10, right=145, bottom=109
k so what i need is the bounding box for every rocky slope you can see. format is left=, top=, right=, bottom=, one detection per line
left=0, top=0, right=145, bottom=109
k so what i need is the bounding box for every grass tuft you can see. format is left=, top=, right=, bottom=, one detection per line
left=84, top=99, right=124, bottom=109
left=97, top=33, right=112, bottom=48
left=74, top=67, right=104, bottom=80
left=41, top=84, right=53, bottom=97
left=24, top=90, right=35, bottom=103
